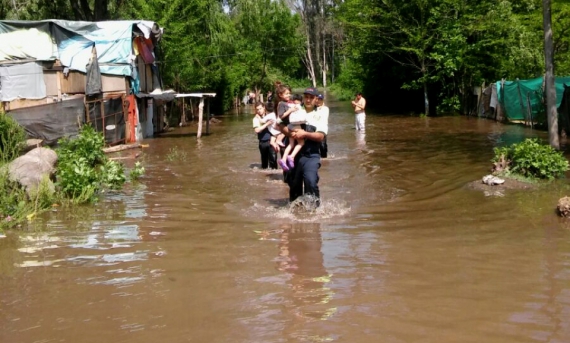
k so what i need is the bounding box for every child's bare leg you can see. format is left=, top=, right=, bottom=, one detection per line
left=289, top=138, right=305, bottom=159
left=275, top=133, right=286, bottom=147
left=270, top=135, right=279, bottom=151
left=285, top=138, right=300, bottom=168
left=278, top=139, right=296, bottom=171
left=281, top=139, right=296, bottom=162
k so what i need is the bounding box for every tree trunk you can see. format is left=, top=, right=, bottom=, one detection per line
left=543, top=0, right=559, bottom=149
left=94, top=0, right=109, bottom=20
left=423, top=82, right=429, bottom=116
left=304, top=28, right=317, bottom=87
left=322, top=33, right=327, bottom=88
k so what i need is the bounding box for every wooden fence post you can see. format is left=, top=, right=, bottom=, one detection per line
left=206, top=98, right=210, bottom=135
left=197, top=98, right=204, bottom=139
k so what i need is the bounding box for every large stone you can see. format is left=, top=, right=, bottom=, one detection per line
left=8, top=147, right=57, bottom=195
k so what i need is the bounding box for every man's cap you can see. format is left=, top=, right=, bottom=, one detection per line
left=317, top=94, right=324, bottom=99
left=303, top=87, right=319, bottom=96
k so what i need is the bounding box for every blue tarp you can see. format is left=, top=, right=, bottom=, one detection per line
left=0, top=20, right=161, bottom=76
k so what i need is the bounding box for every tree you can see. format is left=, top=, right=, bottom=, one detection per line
left=226, top=0, right=303, bottom=96
left=543, top=0, right=559, bottom=149
left=336, top=0, right=544, bottom=115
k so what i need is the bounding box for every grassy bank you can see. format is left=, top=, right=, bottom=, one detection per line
left=0, top=116, right=144, bottom=233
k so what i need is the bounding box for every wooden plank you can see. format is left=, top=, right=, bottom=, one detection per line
left=60, top=71, right=86, bottom=94
left=44, top=71, right=59, bottom=96
left=137, top=56, right=147, bottom=91
left=145, top=64, right=153, bottom=92
left=56, top=71, right=62, bottom=99
left=5, top=98, right=53, bottom=111
left=102, top=75, right=127, bottom=93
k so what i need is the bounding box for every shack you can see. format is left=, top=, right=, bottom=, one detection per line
left=0, top=19, right=166, bottom=145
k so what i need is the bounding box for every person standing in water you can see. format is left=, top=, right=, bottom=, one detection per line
left=252, top=102, right=277, bottom=169
left=316, top=93, right=329, bottom=158
left=282, top=87, right=328, bottom=205
left=352, top=92, right=366, bottom=132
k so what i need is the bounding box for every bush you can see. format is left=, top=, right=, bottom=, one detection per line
left=0, top=170, right=54, bottom=231
left=129, top=162, right=145, bottom=181
left=0, top=112, right=26, bottom=164
left=492, top=138, right=569, bottom=179
left=0, top=169, right=29, bottom=230
left=56, top=125, right=126, bottom=202
left=57, top=125, right=105, bottom=166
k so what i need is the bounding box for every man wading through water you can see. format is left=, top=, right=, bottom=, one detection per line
left=281, top=87, right=328, bottom=206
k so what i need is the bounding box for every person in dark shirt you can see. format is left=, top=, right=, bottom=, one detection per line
left=282, top=88, right=329, bottom=205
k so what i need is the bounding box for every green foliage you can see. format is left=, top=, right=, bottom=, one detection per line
left=99, top=160, right=126, bottom=189
left=336, top=0, right=544, bottom=114
left=57, top=125, right=105, bottom=166
left=492, top=138, right=569, bottom=179
left=56, top=125, right=126, bottom=202
left=129, top=162, right=145, bottom=181
left=0, top=169, right=29, bottom=230
left=332, top=59, right=364, bottom=99
left=0, top=170, right=55, bottom=231
left=165, top=147, right=188, bottom=162
left=0, top=112, right=26, bottom=164
left=5, top=0, right=566, bottom=116
left=56, top=156, right=99, bottom=200
left=28, top=175, right=56, bottom=210
left=117, top=0, right=303, bottom=111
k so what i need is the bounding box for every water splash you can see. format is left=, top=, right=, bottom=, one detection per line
left=247, top=195, right=351, bottom=222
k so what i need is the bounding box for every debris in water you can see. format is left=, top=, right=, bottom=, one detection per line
left=482, top=174, right=505, bottom=186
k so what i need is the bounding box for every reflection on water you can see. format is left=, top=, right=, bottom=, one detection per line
left=277, top=224, right=336, bottom=323
left=355, top=131, right=366, bottom=149
left=1, top=101, right=570, bottom=343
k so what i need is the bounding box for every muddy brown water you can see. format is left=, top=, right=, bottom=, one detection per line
left=2, top=95, right=570, bottom=343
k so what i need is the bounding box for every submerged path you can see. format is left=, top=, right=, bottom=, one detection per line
left=1, top=97, right=570, bottom=343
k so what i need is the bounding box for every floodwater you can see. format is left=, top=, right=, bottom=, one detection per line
left=2, top=95, right=570, bottom=343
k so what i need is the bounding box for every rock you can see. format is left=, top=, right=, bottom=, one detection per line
left=26, top=147, right=57, bottom=166
left=557, top=196, right=570, bottom=217
left=8, top=147, right=57, bottom=196
left=22, top=139, right=44, bottom=153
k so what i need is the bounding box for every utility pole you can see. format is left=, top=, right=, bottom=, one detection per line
left=543, top=0, right=559, bottom=149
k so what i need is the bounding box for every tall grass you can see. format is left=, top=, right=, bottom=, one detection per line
left=0, top=112, right=26, bottom=164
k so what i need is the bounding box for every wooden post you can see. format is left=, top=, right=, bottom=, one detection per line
left=100, top=98, right=105, bottom=136
left=206, top=97, right=210, bottom=135
left=181, top=97, right=186, bottom=126
left=197, top=98, right=204, bottom=139
left=122, top=94, right=130, bottom=143
left=497, top=79, right=506, bottom=122
left=516, top=79, right=528, bottom=126
left=526, top=92, right=534, bottom=129
left=56, top=71, right=62, bottom=101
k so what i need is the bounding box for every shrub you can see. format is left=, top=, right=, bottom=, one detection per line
left=0, top=169, right=53, bottom=231
left=129, top=162, right=145, bottom=181
left=0, top=169, right=29, bottom=229
left=56, top=125, right=126, bottom=202
left=99, top=160, right=126, bottom=189
left=0, top=112, right=26, bottom=163
left=57, top=125, right=105, bottom=166
left=492, top=138, right=569, bottom=179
